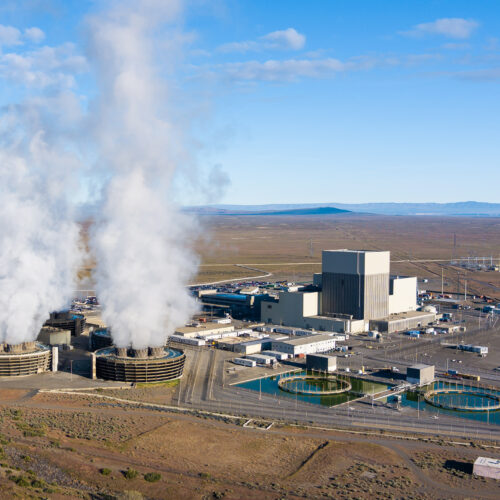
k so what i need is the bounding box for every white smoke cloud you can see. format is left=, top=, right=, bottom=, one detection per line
left=0, top=109, right=83, bottom=345
left=86, top=0, right=199, bottom=349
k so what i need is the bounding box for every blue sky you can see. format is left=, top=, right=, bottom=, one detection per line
left=1, top=0, right=499, bottom=205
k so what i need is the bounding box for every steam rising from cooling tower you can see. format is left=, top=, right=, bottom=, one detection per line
left=0, top=117, right=82, bottom=345
left=86, top=0, right=198, bottom=349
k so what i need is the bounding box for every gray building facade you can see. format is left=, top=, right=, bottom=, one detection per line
left=321, top=250, right=390, bottom=320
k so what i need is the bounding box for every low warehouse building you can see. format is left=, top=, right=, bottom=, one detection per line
left=406, top=364, right=435, bottom=386
left=271, top=334, right=336, bottom=357
left=246, top=353, right=277, bottom=365
left=473, top=457, right=500, bottom=479
left=306, top=354, right=337, bottom=373
left=369, top=310, right=436, bottom=333
left=174, top=323, right=234, bottom=338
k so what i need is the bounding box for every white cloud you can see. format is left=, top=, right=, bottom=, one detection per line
left=24, top=27, right=45, bottom=43
left=401, top=18, right=479, bottom=39
left=261, top=28, right=305, bottom=50
left=0, top=42, right=87, bottom=88
left=202, top=52, right=444, bottom=83
left=213, top=57, right=350, bottom=82
left=218, top=27, right=306, bottom=53
left=0, top=24, right=21, bottom=46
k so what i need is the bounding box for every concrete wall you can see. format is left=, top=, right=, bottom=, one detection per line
left=322, top=271, right=389, bottom=320
left=261, top=291, right=318, bottom=326
left=389, top=276, right=417, bottom=314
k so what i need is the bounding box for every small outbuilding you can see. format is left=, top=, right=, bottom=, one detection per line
left=406, top=364, right=435, bottom=386
left=306, top=354, right=337, bottom=373
left=473, top=457, right=500, bottom=479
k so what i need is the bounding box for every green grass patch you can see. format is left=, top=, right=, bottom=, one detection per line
left=100, top=468, right=112, bottom=476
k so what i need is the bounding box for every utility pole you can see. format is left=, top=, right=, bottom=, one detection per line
left=441, top=268, right=444, bottom=296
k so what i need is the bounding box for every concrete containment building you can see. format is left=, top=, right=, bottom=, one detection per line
left=406, top=364, right=435, bottom=386
left=306, top=354, right=337, bottom=372
left=322, top=250, right=390, bottom=320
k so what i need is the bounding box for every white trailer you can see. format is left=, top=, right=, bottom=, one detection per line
left=233, top=357, right=256, bottom=367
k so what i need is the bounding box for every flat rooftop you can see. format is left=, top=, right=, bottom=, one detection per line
left=175, top=323, right=234, bottom=335
left=383, top=310, right=436, bottom=321
left=409, top=364, right=433, bottom=370
left=306, top=353, right=335, bottom=359
left=474, top=457, right=500, bottom=469
left=277, top=334, right=334, bottom=346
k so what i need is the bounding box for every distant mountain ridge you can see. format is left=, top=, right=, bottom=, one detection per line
left=188, top=201, right=500, bottom=217
left=185, top=206, right=350, bottom=216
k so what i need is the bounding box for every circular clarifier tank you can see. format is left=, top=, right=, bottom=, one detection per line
left=0, top=342, right=52, bottom=377
left=95, top=346, right=185, bottom=383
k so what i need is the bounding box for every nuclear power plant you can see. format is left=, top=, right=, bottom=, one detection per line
left=93, top=346, right=185, bottom=383
left=0, top=342, right=57, bottom=377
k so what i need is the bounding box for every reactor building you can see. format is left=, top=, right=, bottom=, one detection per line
left=261, top=249, right=435, bottom=334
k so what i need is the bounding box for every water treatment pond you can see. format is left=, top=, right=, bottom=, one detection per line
left=236, top=370, right=390, bottom=407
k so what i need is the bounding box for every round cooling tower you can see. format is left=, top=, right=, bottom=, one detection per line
left=0, top=342, right=52, bottom=377
left=95, top=346, right=185, bottom=383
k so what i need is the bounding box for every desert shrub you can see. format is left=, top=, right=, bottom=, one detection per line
left=100, top=468, right=112, bottom=476
left=123, top=468, right=138, bottom=480
left=31, top=479, right=46, bottom=488
left=144, top=472, right=161, bottom=482
left=9, top=475, right=30, bottom=487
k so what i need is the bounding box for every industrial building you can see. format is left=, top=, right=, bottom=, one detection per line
left=37, top=326, right=71, bottom=346
left=271, top=334, right=336, bottom=357
left=44, top=310, right=86, bottom=336
left=246, top=353, right=277, bottom=365
left=306, top=354, right=337, bottom=372
left=369, top=310, right=435, bottom=334
left=261, top=249, right=434, bottom=334
left=261, top=350, right=289, bottom=361
left=174, top=323, right=235, bottom=338
left=198, top=292, right=271, bottom=320
left=406, top=364, right=435, bottom=386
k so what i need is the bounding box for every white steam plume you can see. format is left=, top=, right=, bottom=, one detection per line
left=0, top=109, right=82, bottom=345
left=87, top=0, right=199, bottom=349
